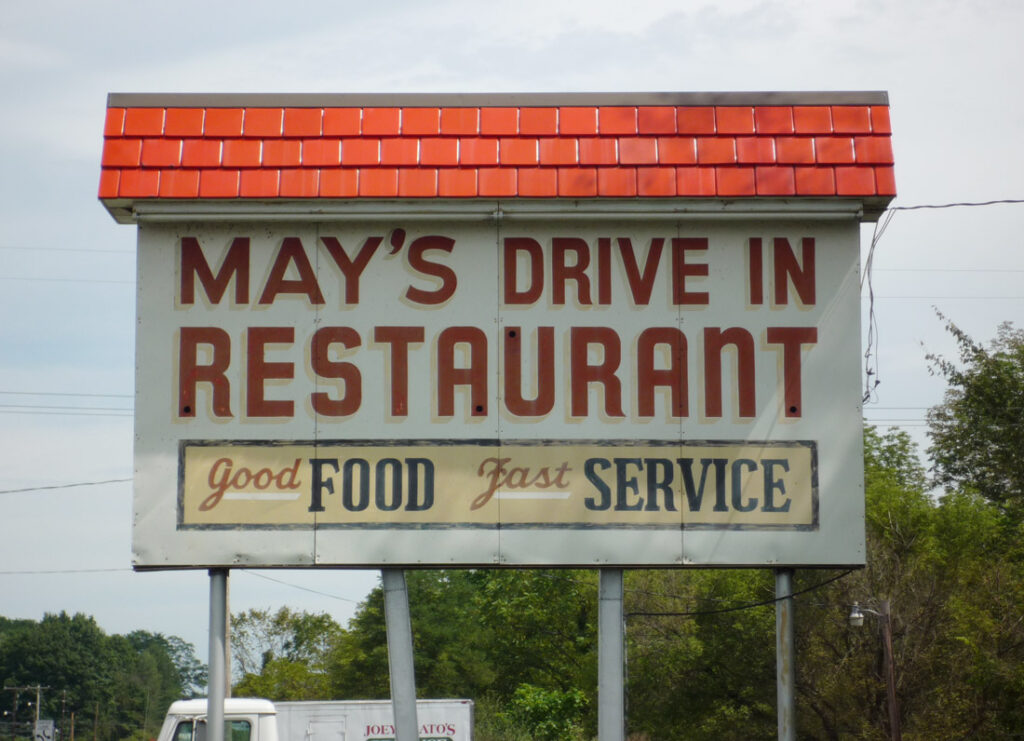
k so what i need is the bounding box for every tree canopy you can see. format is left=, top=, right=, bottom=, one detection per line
left=927, top=318, right=1024, bottom=521
left=0, top=612, right=204, bottom=741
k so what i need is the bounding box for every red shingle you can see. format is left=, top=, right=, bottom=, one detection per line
left=459, top=138, right=499, bottom=166
left=204, top=109, right=244, bottom=137
left=244, top=108, right=283, bottom=137
left=262, top=139, right=302, bottom=167
left=141, top=138, right=182, bottom=168
left=518, top=167, right=558, bottom=197
left=619, top=138, right=658, bottom=165
left=103, top=138, right=142, bottom=167
left=638, top=107, right=676, bottom=135
left=559, top=107, right=598, bottom=135
left=98, top=169, right=120, bottom=198
left=339, top=139, right=379, bottom=166
left=657, top=137, right=696, bottom=165
left=579, top=138, right=617, bottom=165
left=280, top=169, right=320, bottom=197
left=697, top=138, right=736, bottom=164
left=440, top=108, right=479, bottom=135
left=677, top=107, right=716, bottom=135
left=676, top=167, right=716, bottom=196
left=875, top=166, right=897, bottom=196
left=520, top=107, right=558, bottom=135
left=104, top=108, right=126, bottom=137
left=222, top=139, right=262, bottom=168
left=755, top=166, right=796, bottom=196
left=164, top=108, right=205, bottom=137
left=438, top=168, right=478, bottom=197
left=120, top=168, right=160, bottom=197
left=815, top=137, right=856, bottom=164
left=776, top=137, right=815, bottom=165
left=362, top=108, right=401, bottom=136
left=182, top=139, right=222, bottom=167
left=835, top=166, right=875, bottom=195
left=558, top=168, right=598, bottom=197
left=716, top=167, right=756, bottom=196
left=198, top=169, right=240, bottom=198
left=637, top=167, right=675, bottom=196
left=281, top=108, right=322, bottom=137
left=159, top=169, right=201, bottom=198
left=598, top=168, right=637, bottom=197
left=754, top=107, right=794, bottom=134
left=480, top=108, right=519, bottom=135
left=323, top=108, right=361, bottom=136
left=319, top=169, right=359, bottom=197
left=403, top=108, right=440, bottom=135
left=793, top=106, right=832, bottom=134
left=870, top=106, right=892, bottom=135
left=359, top=168, right=399, bottom=197
left=381, top=138, right=420, bottom=166
left=794, top=167, right=835, bottom=196
left=854, top=136, right=894, bottom=164
left=240, top=169, right=280, bottom=198
left=420, top=138, right=459, bottom=166
left=302, top=139, right=342, bottom=167
left=124, top=108, right=165, bottom=136
left=736, top=137, right=776, bottom=164
left=831, top=106, right=871, bottom=134
left=500, top=138, right=539, bottom=166
left=398, top=168, right=438, bottom=197
left=479, top=167, right=517, bottom=196
left=715, top=107, right=755, bottom=135
left=599, top=107, right=637, bottom=135
left=539, top=138, right=578, bottom=166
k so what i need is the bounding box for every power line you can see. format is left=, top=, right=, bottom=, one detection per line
left=0, top=390, right=132, bottom=399
left=0, top=276, right=133, bottom=285
left=889, top=198, right=1024, bottom=211
left=240, top=571, right=362, bottom=604
left=0, top=245, right=133, bottom=255
left=626, top=569, right=856, bottom=618
left=0, top=478, right=131, bottom=495
left=0, top=567, right=129, bottom=575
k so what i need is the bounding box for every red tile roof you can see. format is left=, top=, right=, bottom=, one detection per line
left=99, top=93, right=895, bottom=217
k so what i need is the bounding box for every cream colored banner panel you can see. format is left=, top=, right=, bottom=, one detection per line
left=180, top=440, right=816, bottom=529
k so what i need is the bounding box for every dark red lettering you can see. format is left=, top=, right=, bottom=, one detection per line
left=246, top=326, right=294, bottom=417
left=311, top=327, right=362, bottom=416
left=179, top=327, right=233, bottom=417
left=703, top=327, right=756, bottom=417
left=180, top=237, right=249, bottom=305
left=570, top=327, right=624, bottom=417
left=437, top=326, right=488, bottom=416
left=373, top=326, right=424, bottom=416
left=405, top=235, right=457, bottom=305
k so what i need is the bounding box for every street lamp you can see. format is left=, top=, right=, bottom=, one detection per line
left=849, top=600, right=901, bottom=741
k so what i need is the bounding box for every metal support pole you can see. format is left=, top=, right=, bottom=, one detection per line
left=208, top=568, right=228, bottom=741
left=598, top=568, right=625, bottom=741
left=880, top=601, right=901, bottom=741
left=775, top=568, right=796, bottom=741
left=382, top=569, right=419, bottom=741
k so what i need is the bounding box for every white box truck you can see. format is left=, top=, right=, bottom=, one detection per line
left=157, top=698, right=474, bottom=741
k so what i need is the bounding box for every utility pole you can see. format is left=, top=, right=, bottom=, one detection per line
left=4, top=687, right=19, bottom=741
left=5, top=686, right=49, bottom=738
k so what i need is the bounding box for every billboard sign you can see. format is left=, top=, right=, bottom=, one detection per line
left=132, top=213, right=864, bottom=568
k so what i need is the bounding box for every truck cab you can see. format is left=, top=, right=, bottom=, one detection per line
left=157, top=699, right=279, bottom=741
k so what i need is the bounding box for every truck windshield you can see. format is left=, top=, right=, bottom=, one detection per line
left=176, top=720, right=251, bottom=741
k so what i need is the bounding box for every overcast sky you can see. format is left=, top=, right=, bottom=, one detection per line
left=2, top=0, right=1022, bottom=664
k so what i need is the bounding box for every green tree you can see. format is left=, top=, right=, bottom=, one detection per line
left=0, top=613, right=201, bottom=741
left=927, top=318, right=1024, bottom=520
left=231, top=607, right=342, bottom=700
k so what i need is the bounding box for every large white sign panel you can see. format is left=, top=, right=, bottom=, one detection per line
left=133, top=214, right=864, bottom=568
